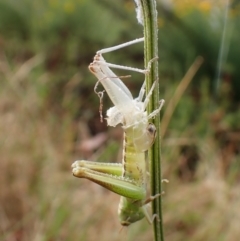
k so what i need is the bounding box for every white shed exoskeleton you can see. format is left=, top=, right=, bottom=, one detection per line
left=72, top=38, right=164, bottom=226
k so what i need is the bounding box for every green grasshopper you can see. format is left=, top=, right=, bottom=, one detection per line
left=72, top=38, right=164, bottom=226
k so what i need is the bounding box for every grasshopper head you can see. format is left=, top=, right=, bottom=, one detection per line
left=132, top=122, right=156, bottom=151
left=118, top=197, right=145, bottom=226
left=119, top=208, right=145, bottom=226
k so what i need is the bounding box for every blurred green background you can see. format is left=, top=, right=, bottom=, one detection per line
left=0, top=0, right=239, bottom=240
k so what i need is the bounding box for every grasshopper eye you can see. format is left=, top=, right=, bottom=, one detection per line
left=147, top=123, right=156, bottom=138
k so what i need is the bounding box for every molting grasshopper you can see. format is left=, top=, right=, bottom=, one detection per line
left=72, top=38, right=164, bottom=226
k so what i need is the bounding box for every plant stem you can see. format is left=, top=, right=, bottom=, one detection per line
left=140, top=0, right=164, bottom=240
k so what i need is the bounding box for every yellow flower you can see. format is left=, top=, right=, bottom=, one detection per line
left=198, top=1, right=211, bottom=12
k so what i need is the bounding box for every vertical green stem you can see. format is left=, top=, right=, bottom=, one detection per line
left=140, top=1, right=164, bottom=240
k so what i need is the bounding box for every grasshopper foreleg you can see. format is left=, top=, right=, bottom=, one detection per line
left=141, top=192, right=165, bottom=224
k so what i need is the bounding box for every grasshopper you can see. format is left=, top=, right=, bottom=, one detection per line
left=72, top=38, right=164, bottom=226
